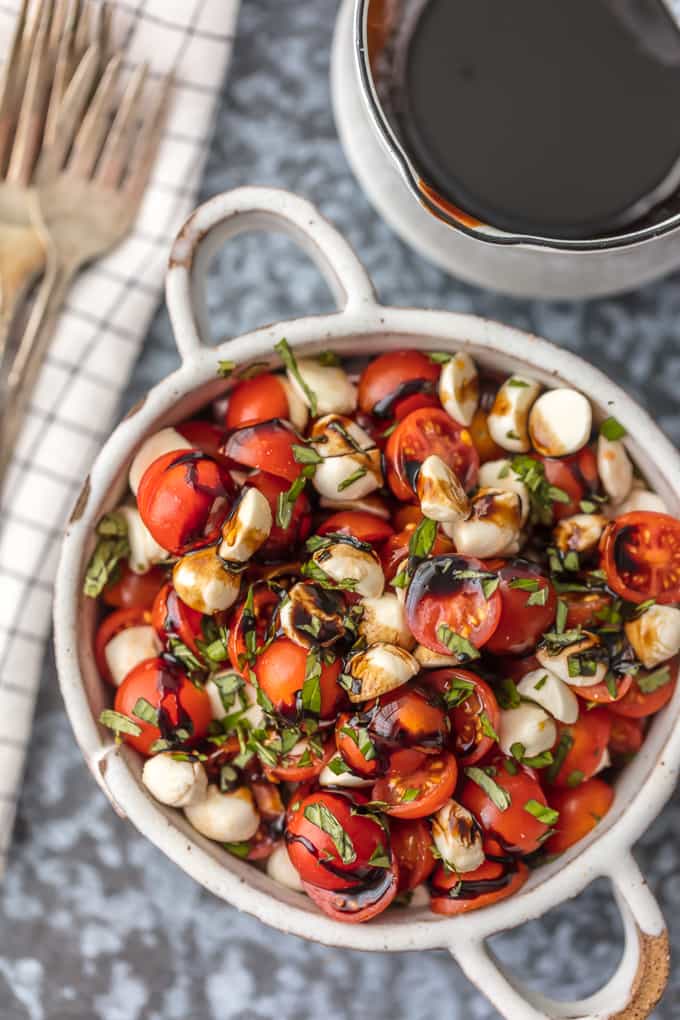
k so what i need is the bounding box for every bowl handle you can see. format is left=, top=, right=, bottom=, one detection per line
left=449, top=853, right=669, bottom=1020
left=165, top=186, right=377, bottom=362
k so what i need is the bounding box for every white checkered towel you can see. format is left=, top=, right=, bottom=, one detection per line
left=0, top=0, right=239, bottom=874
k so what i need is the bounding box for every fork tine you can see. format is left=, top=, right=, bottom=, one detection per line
left=6, top=0, right=57, bottom=185
left=74, top=0, right=91, bottom=58
left=0, top=0, right=31, bottom=173
left=95, top=2, right=113, bottom=60
left=49, top=0, right=69, bottom=52
left=44, top=0, right=87, bottom=146
left=95, top=62, right=148, bottom=189
left=67, top=51, right=121, bottom=179
left=124, top=72, right=173, bottom=205
left=39, top=42, right=101, bottom=177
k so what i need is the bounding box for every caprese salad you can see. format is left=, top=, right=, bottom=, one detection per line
left=84, top=342, right=680, bottom=922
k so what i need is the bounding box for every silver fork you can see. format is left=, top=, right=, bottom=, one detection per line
left=0, top=0, right=108, bottom=364
left=0, top=57, right=173, bottom=483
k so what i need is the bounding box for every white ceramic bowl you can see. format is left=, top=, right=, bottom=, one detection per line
left=55, top=187, right=680, bottom=1020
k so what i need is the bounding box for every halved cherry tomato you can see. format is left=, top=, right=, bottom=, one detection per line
left=385, top=408, right=479, bottom=502
left=540, top=447, right=599, bottom=521
left=113, top=657, right=212, bottom=756
left=392, top=505, right=424, bottom=531
left=95, top=607, right=151, bottom=683
left=177, top=420, right=229, bottom=462
left=266, top=737, right=335, bottom=782
left=460, top=757, right=552, bottom=854
left=317, top=510, right=395, bottom=545
left=246, top=471, right=311, bottom=559
left=388, top=818, right=436, bottom=892
left=422, top=669, right=500, bottom=766
left=430, top=847, right=528, bottom=915
left=228, top=582, right=280, bottom=675
left=379, top=525, right=454, bottom=582
left=255, top=637, right=343, bottom=720
left=545, top=779, right=614, bottom=855
left=371, top=751, right=458, bottom=819
left=563, top=590, right=613, bottom=629
left=549, top=709, right=612, bottom=787
left=405, top=555, right=502, bottom=655
left=607, top=715, right=644, bottom=756
left=572, top=673, right=633, bottom=705
left=286, top=790, right=389, bottom=891
left=394, top=392, right=441, bottom=419
left=600, top=511, right=680, bottom=604
left=102, top=563, right=166, bottom=610
left=469, top=407, right=504, bottom=464
left=225, top=373, right=291, bottom=429
left=607, top=657, right=678, bottom=718
left=357, top=350, right=440, bottom=418
left=223, top=419, right=301, bottom=483
left=151, top=582, right=204, bottom=658
left=484, top=561, right=556, bottom=656
left=137, top=449, right=235, bottom=555
left=301, top=865, right=399, bottom=923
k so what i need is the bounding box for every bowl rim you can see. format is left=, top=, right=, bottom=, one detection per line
left=54, top=301, right=680, bottom=953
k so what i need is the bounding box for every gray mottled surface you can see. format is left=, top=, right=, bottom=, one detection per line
left=3, top=1, right=680, bottom=1017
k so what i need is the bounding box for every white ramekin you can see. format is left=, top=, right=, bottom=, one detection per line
left=54, top=187, right=680, bottom=1020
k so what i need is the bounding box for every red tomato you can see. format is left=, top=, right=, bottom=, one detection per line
left=549, top=709, right=612, bottom=787
left=301, top=865, right=399, bottom=923
left=177, top=420, right=228, bottom=462
left=388, top=818, right=436, bottom=892
left=545, top=779, right=614, bottom=855
left=484, top=561, right=556, bottom=656
left=385, top=408, right=479, bottom=502
left=607, top=715, right=644, bottom=756
left=430, top=853, right=528, bottom=915
left=540, top=448, right=599, bottom=521
left=255, top=637, right=343, bottom=720
left=379, top=524, right=454, bottom=582
left=151, top=582, right=204, bottom=657
left=405, top=555, right=502, bottom=656
left=266, top=737, right=335, bottom=782
left=469, top=407, right=504, bottom=464
left=246, top=471, right=311, bottom=559
left=317, top=510, right=395, bottom=545
left=460, top=757, right=552, bottom=854
left=563, top=591, right=613, bottom=629
left=600, top=512, right=680, bottom=604
left=372, top=751, right=458, bottom=819
left=422, top=669, right=500, bottom=766
left=572, top=673, right=633, bottom=705
left=102, top=563, right=166, bottom=610
left=225, top=373, right=291, bottom=429
left=286, top=790, right=389, bottom=891
left=357, top=350, right=440, bottom=417
left=227, top=583, right=280, bottom=675
left=95, top=607, right=151, bottom=683
left=223, top=419, right=301, bottom=483
left=137, top=449, right=235, bottom=555
left=607, top=658, right=678, bottom=718
left=113, top=658, right=212, bottom=756
left=394, top=392, right=441, bottom=419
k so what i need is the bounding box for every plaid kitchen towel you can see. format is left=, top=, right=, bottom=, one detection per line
left=0, top=0, right=239, bottom=873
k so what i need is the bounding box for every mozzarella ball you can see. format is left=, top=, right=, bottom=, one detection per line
left=184, top=785, right=260, bottom=843
left=311, top=415, right=383, bottom=500
left=516, top=668, right=579, bottom=724
left=438, top=353, right=479, bottom=426
left=431, top=800, right=485, bottom=873
left=142, top=753, right=208, bottom=808
left=278, top=376, right=309, bottom=432
left=319, top=755, right=373, bottom=788
left=444, top=488, right=522, bottom=558
left=266, top=844, right=304, bottom=891
left=358, top=594, right=416, bottom=649
left=487, top=376, right=541, bottom=453
left=206, top=674, right=264, bottom=729
left=536, top=633, right=607, bottom=687
left=319, top=493, right=391, bottom=519
left=413, top=644, right=458, bottom=668
left=416, top=454, right=470, bottom=523
left=311, top=541, right=384, bottom=598
left=528, top=388, right=592, bottom=457
left=279, top=582, right=347, bottom=649
left=344, top=642, right=419, bottom=702
left=553, top=513, right=607, bottom=555
left=104, top=625, right=162, bottom=687
left=499, top=703, right=557, bottom=758
left=597, top=434, right=633, bottom=506
left=117, top=506, right=169, bottom=574
left=287, top=359, right=357, bottom=416
left=609, top=487, right=669, bottom=517
left=219, top=487, right=272, bottom=563
left=478, top=459, right=530, bottom=525
left=129, top=427, right=192, bottom=495
left=625, top=605, right=680, bottom=669
left=173, top=548, right=241, bottom=614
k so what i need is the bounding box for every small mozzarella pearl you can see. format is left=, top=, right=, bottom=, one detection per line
left=278, top=376, right=309, bottom=432
left=416, top=454, right=470, bottom=523
left=608, top=487, right=669, bottom=517
left=318, top=756, right=373, bottom=788
left=104, top=626, right=161, bottom=687
left=206, top=675, right=264, bottom=729
left=117, top=506, right=169, bottom=574
left=219, top=487, right=272, bottom=563
left=478, top=459, right=530, bottom=525
left=358, top=594, right=416, bottom=649
left=266, top=844, right=304, bottom=891
left=536, top=633, right=607, bottom=687
left=184, top=785, right=260, bottom=843
left=438, top=353, right=479, bottom=426
left=553, top=513, right=607, bottom=555
left=625, top=605, right=680, bottom=669
left=431, top=800, right=485, bottom=873
left=597, top=434, right=633, bottom=506
left=287, top=359, right=357, bottom=415
left=344, top=642, right=419, bottom=702
left=312, top=541, right=384, bottom=598
left=499, top=703, right=557, bottom=758
left=487, top=376, right=541, bottom=453
left=129, top=428, right=192, bottom=495
left=413, top=644, right=458, bottom=668
left=312, top=451, right=382, bottom=500
left=516, top=668, right=579, bottom=724
left=279, top=582, right=346, bottom=649
left=528, top=388, right=592, bottom=457
left=142, top=753, right=208, bottom=808
left=319, top=494, right=391, bottom=519
left=444, top=488, right=522, bottom=558
left=173, top=548, right=241, bottom=614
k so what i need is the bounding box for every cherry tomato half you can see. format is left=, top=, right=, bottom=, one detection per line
left=102, top=563, right=166, bottom=611
left=95, top=607, right=151, bottom=683
left=357, top=350, right=440, bottom=418
left=151, top=582, right=205, bottom=658
left=405, top=555, right=502, bottom=656
left=371, top=751, right=458, bottom=819
left=484, top=561, right=556, bottom=656
left=225, top=373, right=291, bottom=429
left=301, top=865, right=399, bottom=923
left=607, top=658, right=678, bottom=719
left=460, top=757, right=551, bottom=854
left=549, top=709, right=612, bottom=787
left=380, top=524, right=454, bottom=583
left=385, top=408, right=479, bottom=502
left=430, top=852, right=528, bottom=915
left=255, top=637, right=343, bottom=720
left=228, top=583, right=280, bottom=675
left=177, top=420, right=229, bottom=462
left=317, top=510, right=395, bottom=545
left=607, top=715, right=644, bottom=757
left=540, top=447, right=599, bottom=521
left=137, top=449, right=235, bottom=556
left=563, top=590, right=613, bottom=630
left=223, top=419, right=302, bottom=483
left=572, top=673, right=633, bottom=705
left=113, top=657, right=212, bottom=756
left=389, top=818, right=436, bottom=892
left=422, top=669, right=500, bottom=766
left=600, top=512, right=680, bottom=604
left=245, top=471, right=311, bottom=559
left=266, top=737, right=335, bottom=782
left=545, top=779, right=614, bottom=856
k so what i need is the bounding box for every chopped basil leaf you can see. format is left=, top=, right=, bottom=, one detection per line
left=400, top=788, right=419, bottom=803
left=223, top=841, right=251, bottom=858
left=480, top=711, right=499, bottom=741
left=443, top=677, right=476, bottom=708
left=580, top=500, right=597, bottom=514
left=508, top=578, right=540, bottom=592
left=527, top=587, right=549, bottom=607
left=436, top=624, right=480, bottom=662
left=464, top=766, right=511, bottom=811
left=409, top=516, right=437, bottom=559
left=567, top=770, right=585, bottom=787
left=276, top=471, right=311, bottom=529
left=599, top=417, right=626, bottom=441
left=275, top=337, right=318, bottom=416
left=337, top=465, right=368, bottom=492
left=482, top=576, right=501, bottom=600
left=555, top=599, right=568, bottom=634
left=292, top=444, right=322, bottom=465
left=524, top=800, right=559, bottom=825
left=318, top=350, right=341, bottom=367
left=217, top=359, right=236, bottom=377
left=367, top=842, right=391, bottom=868
left=327, top=756, right=350, bottom=776
left=428, top=351, right=453, bottom=364
left=303, top=802, right=357, bottom=864
left=301, top=651, right=322, bottom=714
left=546, top=731, right=574, bottom=783
left=637, top=666, right=672, bottom=694
left=132, top=698, right=159, bottom=725
left=506, top=429, right=520, bottom=441
left=496, top=677, right=520, bottom=710
left=510, top=741, right=526, bottom=761
left=523, top=751, right=554, bottom=769
left=533, top=674, right=548, bottom=691
left=83, top=511, right=130, bottom=597
left=167, top=636, right=205, bottom=675
left=99, top=709, right=142, bottom=738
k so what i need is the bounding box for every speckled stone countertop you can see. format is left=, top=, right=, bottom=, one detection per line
left=2, top=2, right=680, bottom=1018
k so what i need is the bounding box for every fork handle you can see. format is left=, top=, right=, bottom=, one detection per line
left=0, top=221, right=46, bottom=364
left=0, top=255, right=77, bottom=488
